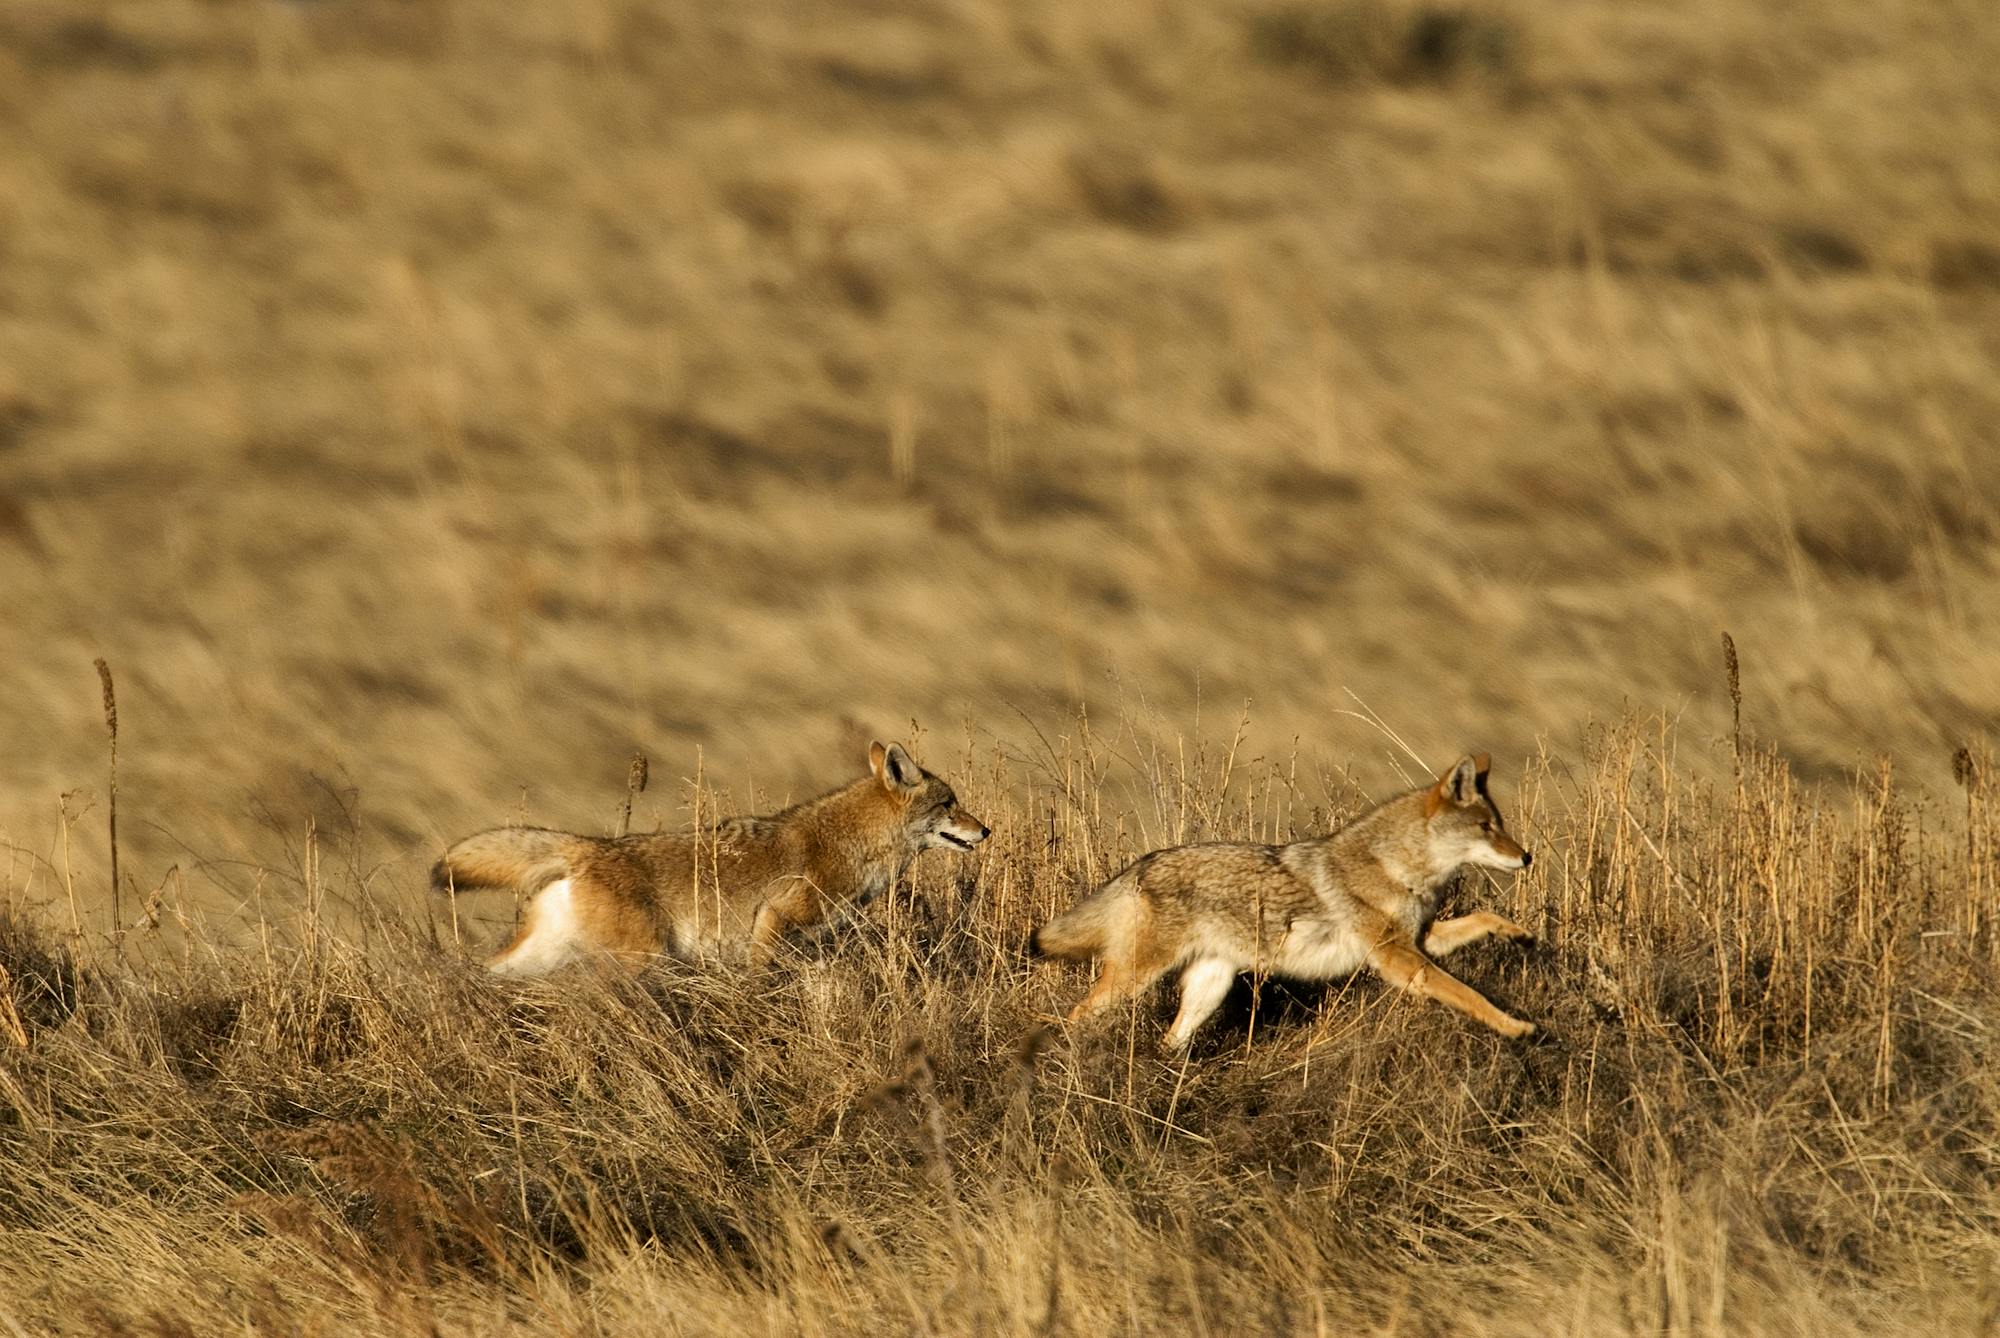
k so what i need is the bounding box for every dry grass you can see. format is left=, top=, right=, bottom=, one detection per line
left=3, top=0, right=1998, bottom=926
left=3, top=723, right=2000, bottom=1333
left=1, top=0, right=1998, bottom=1327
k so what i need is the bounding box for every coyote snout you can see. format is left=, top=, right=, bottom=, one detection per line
left=1034, top=752, right=1540, bottom=1049
left=928, top=802, right=992, bottom=852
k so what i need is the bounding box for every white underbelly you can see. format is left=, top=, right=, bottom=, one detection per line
left=1269, top=918, right=1369, bottom=981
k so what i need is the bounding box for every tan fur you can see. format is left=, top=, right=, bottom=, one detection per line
left=433, top=741, right=990, bottom=974
left=1034, top=753, right=1537, bottom=1047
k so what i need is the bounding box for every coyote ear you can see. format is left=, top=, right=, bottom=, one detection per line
left=1473, top=752, right=1492, bottom=786
left=877, top=741, right=923, bottom=794
left=1434, top=755, right=1479, bottom=806
left=868, top=740, right=889, bottom=778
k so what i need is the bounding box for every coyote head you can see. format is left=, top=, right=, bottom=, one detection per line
left=1423, top=753, right=1531, bottom=873
left=870, top=740, right=992, bottom=852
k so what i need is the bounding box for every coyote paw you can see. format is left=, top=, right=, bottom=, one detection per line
left=1497, top=1016, right=1537, bottom=1041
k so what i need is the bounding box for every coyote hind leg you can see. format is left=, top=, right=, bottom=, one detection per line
left=1068, top=959, right=1160, bottom=1020
left=1063, top=904, right=1177, bottom=1023
left=1161, top=957, right=1237, bottom=1050
left=486, top=879, right=580, bottom=976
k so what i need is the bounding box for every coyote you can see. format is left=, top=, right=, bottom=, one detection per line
left=1033, top=754, right=1536, bottom=1047
left=433, top=741, right=990, bottom=975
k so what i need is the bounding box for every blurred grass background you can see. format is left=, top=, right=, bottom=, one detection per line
left=1, top=0, right=1996, bottom=930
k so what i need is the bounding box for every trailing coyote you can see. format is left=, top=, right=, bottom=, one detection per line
left=1033, top=754, right=1536, bottom=1047
left=433, top=741, right=990, bottom=974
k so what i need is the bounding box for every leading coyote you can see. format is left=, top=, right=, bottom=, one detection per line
left=1033, top=754, right=1537, bottom=1047
left=433, top=741, right=990, bottom=974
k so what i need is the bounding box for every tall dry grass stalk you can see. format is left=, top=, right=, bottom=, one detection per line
left=93, top=659, right=120, bottom=948
left=1723, top=631, right=1743, bottom=769
left=619, top=753, right=649, bottom=838
left=1, top=718, right=1997, bottom=1334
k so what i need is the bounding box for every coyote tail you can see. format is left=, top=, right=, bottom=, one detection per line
left=431, top=827, right=578, bottom=895
left=1031, top=865, right=1141, bottom=959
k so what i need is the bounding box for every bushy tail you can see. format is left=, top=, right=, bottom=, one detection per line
left=1030, top=867, right=1140, bottom=960
left=431, top=827, right=579, bottom=895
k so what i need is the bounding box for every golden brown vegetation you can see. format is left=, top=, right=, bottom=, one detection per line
left=2, top=0, right=1998, bottom=1328
left=4, top=0, right=1998, bottom=915
left=4, top=727, right=2000, bottom=1333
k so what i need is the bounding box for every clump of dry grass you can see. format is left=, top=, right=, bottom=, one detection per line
left=1, top=719, right=1998, bottom=1333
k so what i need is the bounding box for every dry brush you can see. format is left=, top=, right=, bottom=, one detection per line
left=0, top=720, right=1996, bottom=1334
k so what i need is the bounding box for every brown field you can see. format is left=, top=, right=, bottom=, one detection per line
left=1, top=0, right=1998, bottom=1331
